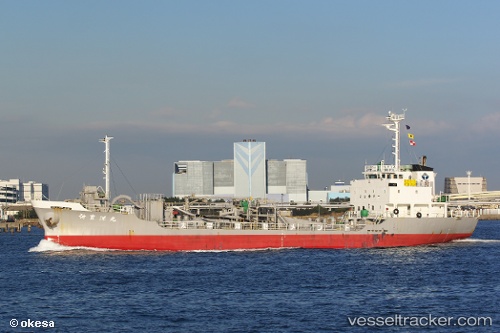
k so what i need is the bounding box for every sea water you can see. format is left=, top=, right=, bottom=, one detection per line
left=0, top=222, right=499, bottom=332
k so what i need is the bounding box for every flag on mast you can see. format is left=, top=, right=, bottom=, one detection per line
left=409, top=140, right=416, bottom=146
left=408, top=133, right=414, bottom=139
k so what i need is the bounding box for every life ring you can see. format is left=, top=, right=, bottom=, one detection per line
left=416, top=212, right=422, bottom=218
left=393, top=208, right=399, bottom=215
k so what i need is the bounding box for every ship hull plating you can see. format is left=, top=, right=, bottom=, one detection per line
left=33, top=201, right=477, bottom=251
left=44, top=232, right=474, bottom=251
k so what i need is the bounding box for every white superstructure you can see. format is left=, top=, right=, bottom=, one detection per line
left=350, top=111, right=446, bottom=219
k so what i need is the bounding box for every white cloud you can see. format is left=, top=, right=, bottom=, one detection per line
left=226, top=97, right=255, bottom=109
left=471, top=112, right=500, bottom=132
left=149, top=106, right=183, bottom=117
left=388, top=78, right=460, bottom=88
left=58, top=110, right=500, bottom=145
left=76, top=112, right=389, bottom=139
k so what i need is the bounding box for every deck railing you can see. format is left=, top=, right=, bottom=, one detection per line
left=156, top=219, right=365, bottom=232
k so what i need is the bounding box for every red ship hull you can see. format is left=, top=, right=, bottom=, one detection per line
left=46, top=232, right=474, bottom=251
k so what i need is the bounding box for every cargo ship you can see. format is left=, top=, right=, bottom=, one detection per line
left=32, top=111, right=478, bottom=251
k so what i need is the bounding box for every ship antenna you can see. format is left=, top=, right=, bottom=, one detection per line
left=99, top=135, right=114, bottom=203
left=383, top=110, right=405, bottom=171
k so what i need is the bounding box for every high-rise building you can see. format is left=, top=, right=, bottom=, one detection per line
left=173, top=161, right=214, bottom=197
left=284, top=159, right=308, bottom=202
left=214, top=160, right=234, bottom=197
left=234, top=141, right=266, bottom=198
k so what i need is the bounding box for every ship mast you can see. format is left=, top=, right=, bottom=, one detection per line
left=99, top=135, right=113, bottom=202
left=383, top=110, right=405, bottom=171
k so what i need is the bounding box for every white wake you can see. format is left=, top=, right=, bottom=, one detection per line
left=453, top=238, right=500, bottom=243
left=29, top=239, right=113, bottom=252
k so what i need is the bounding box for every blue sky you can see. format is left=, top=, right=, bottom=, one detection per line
left=1, top=0, right=499, bottom=199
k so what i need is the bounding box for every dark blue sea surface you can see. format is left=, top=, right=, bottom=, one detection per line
left=0, top=222, right=499, bottom=333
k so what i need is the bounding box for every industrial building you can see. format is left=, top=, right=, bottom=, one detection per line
left=0, top=179, right=48, bottom=220
left=308, top=181, right=351, bottom=203
left=444, top=175, right=487, bottom=194
left=173, top=141, right=308, bottom=202
left=0, top=179, right=48, bottom=203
